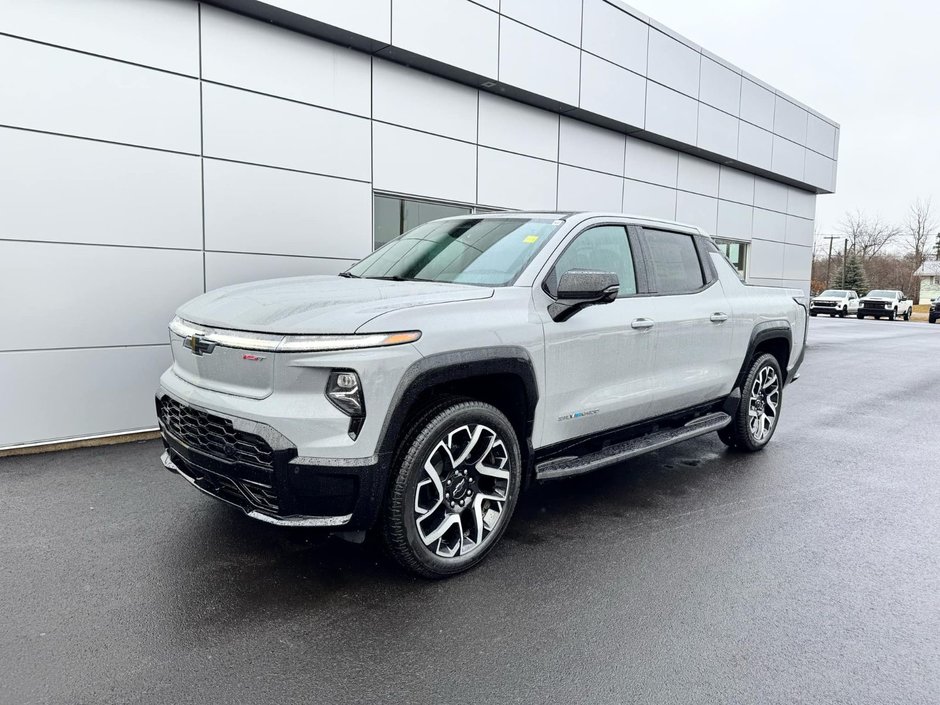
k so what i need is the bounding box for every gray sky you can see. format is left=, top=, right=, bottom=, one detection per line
left=629, top=0, right=940, bottom=237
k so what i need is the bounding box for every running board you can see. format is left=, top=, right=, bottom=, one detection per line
left=535, top=412, right=731, bottom=481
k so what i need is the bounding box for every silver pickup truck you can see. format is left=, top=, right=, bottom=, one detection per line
left=157, top=212, right=808, bottom=577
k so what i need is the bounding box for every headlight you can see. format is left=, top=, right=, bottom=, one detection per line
left=326, top=370, right=364, bottom=417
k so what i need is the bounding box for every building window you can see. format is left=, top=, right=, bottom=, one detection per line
left=713, top=239, right=749, bottom=277
left=373, top=194, right=473, bottom=249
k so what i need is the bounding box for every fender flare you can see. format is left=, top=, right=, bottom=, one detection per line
left=374, top=344, right=540, bottom=468
left=735, top=321, right=793, bottom=388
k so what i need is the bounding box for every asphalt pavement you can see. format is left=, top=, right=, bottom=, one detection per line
left=2, top=317, right=939, bottom=704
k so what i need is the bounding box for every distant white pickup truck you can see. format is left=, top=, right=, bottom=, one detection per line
left=810, top=289, right=859, bottom=317
left=857, top=290, right=913, bottom=321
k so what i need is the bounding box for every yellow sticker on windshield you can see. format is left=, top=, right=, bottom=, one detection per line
left=523, top=235, right=539, bottom=244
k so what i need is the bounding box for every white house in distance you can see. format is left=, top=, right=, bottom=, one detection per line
left=914, top=261, right=940, bottom=303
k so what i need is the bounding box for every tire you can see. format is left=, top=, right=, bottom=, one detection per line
left=810, top=311, right=817, bottom=317
left=829, top=313, right=835, bottom=318
left=382, top=399, right=522, bottom=578
left=904, top=309, right=911, bottom=321
left=888, top=309, right=896, bottom=321
left=857, top=314, right=864, bottom=319
left=839, top=307, right=847, bottom=318
left=718, top=353, right=783, bottom=452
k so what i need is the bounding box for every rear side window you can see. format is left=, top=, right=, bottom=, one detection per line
left=547, top=225, right=637, bottom=297
left=644, top=230, right=705, bottom=294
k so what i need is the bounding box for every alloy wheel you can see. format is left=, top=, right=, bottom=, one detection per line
left=748, top=365, right=780, bottom=442
left=413, top=424, right=511, bottom=558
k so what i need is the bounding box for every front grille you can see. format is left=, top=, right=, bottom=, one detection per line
left=814, top=300, right=836, bottom=308
left=158, top=397, right=275, bottom=470
left=861, top=301, right=888, bottom=309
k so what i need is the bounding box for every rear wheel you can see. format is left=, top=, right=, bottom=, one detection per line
left=718, top=353, right=783, bottom=452
left=904, top=308, right=911, bottom=321
left=383, top=400, right=522, bottom=578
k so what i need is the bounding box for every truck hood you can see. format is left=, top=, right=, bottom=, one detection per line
left=176, top=275, right=494, bottom=334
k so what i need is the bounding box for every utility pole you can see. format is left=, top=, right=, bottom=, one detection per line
left=842, top=238, right=849, bottom=289
left=822, top=235, right=839, bottom=288
left=934, top=233, right=940, bottom=260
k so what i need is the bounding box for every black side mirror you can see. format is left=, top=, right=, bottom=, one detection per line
left=549, top=270, right=619, bottom=322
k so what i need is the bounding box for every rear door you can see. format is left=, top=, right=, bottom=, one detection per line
left=534, top=222, right=655, bottom=447
left=639, top=228, right=735, bottom=417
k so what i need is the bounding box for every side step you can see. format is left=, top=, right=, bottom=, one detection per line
left=535, top=412, right=731, bottom=481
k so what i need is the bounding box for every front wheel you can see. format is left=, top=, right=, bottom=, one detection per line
left=857, top=313, right=864, bottom=319
left=888, top=309, right=896, bottom=321
left=904, top=309, right=911, bottom=321
left=839, top=307, right=847, bottom=318
left=383, top=400, right=522, bottom=578
left=718, top=353, right=783, bottom=452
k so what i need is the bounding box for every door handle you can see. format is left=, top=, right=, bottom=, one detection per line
left=710, top=312, right=729, bottom=323
left=631, top=318, right=655, bottom=330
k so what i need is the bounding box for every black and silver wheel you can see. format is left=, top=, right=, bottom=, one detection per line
left=718, top=353, right=783, bottom=452
left=903, top=309, right=911, bottom=321
left=383, top=400, right=521, bottom=578
left=839, top=307, right=847, bottom=318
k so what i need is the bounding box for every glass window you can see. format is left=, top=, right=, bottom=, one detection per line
left=713, top=238, right=748, bottom=277
left=348, top=217, right=562, bottom=286
left=373, top=195, right=472, bottom=249
left=547, top=226, right=637, bottom=298
left=645, top=230, right=706, bottom=294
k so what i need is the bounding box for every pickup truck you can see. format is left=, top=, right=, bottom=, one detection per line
left=856, top=290, right=913, bottom=320
left=156, top=212, right=808, bottom=577
left=810, top=289, right=859, bottom=317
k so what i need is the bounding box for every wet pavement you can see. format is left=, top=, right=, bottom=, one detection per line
left=2, top=316, right=938, bottom=704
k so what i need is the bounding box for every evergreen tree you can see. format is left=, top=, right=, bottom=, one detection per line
left=834, top=252, right=867, bottom=293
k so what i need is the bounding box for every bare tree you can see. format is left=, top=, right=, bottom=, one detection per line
left=904, top=197, right=938, bottom=265
left=838, top=209, right=900, bottom=262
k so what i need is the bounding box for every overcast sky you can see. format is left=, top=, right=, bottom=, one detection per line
left=628, top=0, right=940, bottom=237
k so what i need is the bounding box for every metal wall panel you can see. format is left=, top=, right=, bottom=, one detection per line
left=740, top=78, right=775, bottom=131
left=753, top=208, right=788, bottom=241
left=716, top=200, right=754, bottom=240
left=392, top=0, right=498, bottom=77
left=699, top=56, right=741, bottom=116
left=771, top=135, right=806, bottom=182
left=498, top=19, right=580, bottom=106
left=0, top=0, right=199, bottom=75
left=578, top=53, right=646, bottom=128
left=373, top=58, right=478, bottom=142
left=676, top=191, right=718, bottom=233
left=697, top=104, right=738, bottom=158
left=748, top=238, right=786, bottom=279
left=718, top=167, right=755, bottom=205
left=201, top=5, right=371, bottom=116
left=624, top=137, right=678, bottom=187
left=647, top=28, right=700, bottom=98
left=0, top=35, right=199, bottom=153
left=477, top=92, right=559, bottom=161
left=557, top=166, right=623, bottom=212
left=622, top=179, right=677, bottom=220
left=0, top=242, right=203, bottom=350
left=645, top=82, right=698, bottom=145
left=202, top=83, right=371, bottom=180
left=783, top=243, right=812, bottom=279
left=677, top=154, right=719, bottom=197
left=500, top=0, right=582, bottom=45
left=0, top=346, right=172, bottom=447
left=258, top=0, right=392, bottom=43
left=373, top=123, right=477, bottom=203
left=581, top=0, right=648, bottom=74
left=0, top=128, right=202, bottom=250
left=203, top=159, right=373, bottom=260
left=558, top=117, right=626, bottom=176
left=773, top=95, right=808, bottom=145
left=785, top=215, right=815, bottom=247
left=737, top=121, right=773, bottom=170
left=205, top=252, right=348, bottom=291
left=477, top=148, right=557, bottom=210
left=754, top=177, right=790, bottom=213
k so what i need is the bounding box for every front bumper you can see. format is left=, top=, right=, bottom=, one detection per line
left=857, top=306, right=894, bottom=316
left=157, top=392, right=386, bottom=530
left=810, top=304, right=841, bottom=314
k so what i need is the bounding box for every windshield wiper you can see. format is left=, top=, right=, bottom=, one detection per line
left=337, top=271, right=359, bottom=278
left=367, top=275, right=410, bottom=281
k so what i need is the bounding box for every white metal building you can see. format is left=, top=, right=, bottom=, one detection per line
left=0, top=0, right=839, bottom=449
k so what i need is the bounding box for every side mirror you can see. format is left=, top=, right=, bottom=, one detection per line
left=549, top=270, right=619, bottom=322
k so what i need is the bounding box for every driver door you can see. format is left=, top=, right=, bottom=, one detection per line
left=534, top=223, right=655, bottom=448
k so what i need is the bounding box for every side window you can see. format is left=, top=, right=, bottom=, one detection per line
left=547, top=225, right=637, bottom=298
left=644, top=230, right=706, bottom=294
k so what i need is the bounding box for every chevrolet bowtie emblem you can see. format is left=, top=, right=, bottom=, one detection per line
left=183, top=335, right=217, bottom=356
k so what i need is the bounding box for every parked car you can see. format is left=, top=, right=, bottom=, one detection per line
left=810, top=289, right=859, bottom=317
left=930, top=298, right=940, bottom=324
left=856, top=290, right=913, bottom=320
left=156, top=212, right=808, bottom=577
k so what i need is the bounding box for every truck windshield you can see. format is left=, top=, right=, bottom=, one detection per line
left=867, top=290, right=895, bottom=298
left=346, top=217, right=562, bottom=286
left=819, top=290, right=848, bottom=298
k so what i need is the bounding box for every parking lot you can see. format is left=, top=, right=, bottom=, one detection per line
left=2, top=316, right=938, bottom=705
